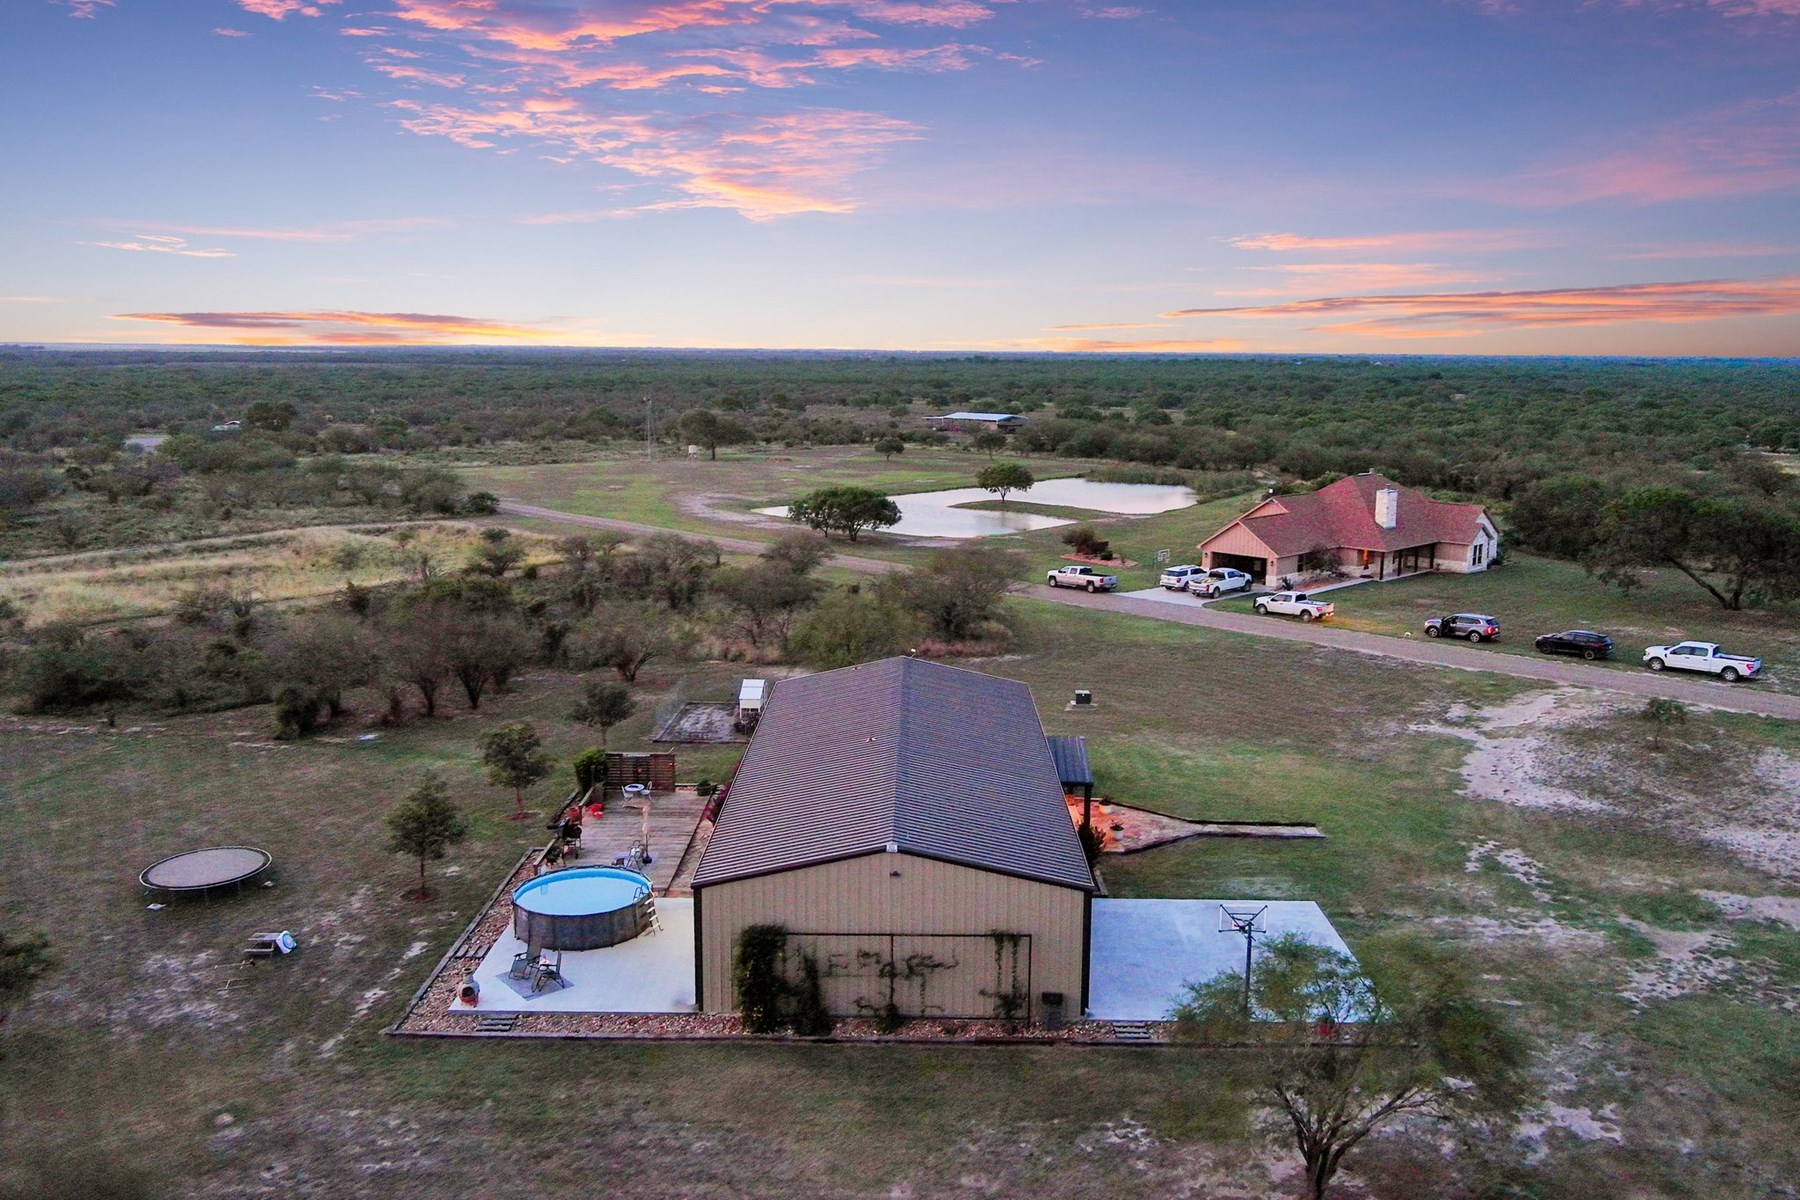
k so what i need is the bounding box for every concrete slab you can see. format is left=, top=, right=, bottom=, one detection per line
left=1118, top=586, right=1215, bottom=609
left=465, top=899, right=697, bottom=1015
left=1088, top=899, right=1353, bottom=1021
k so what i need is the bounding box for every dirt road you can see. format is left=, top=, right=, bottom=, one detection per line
left=498, top=500, right=1800, bottom=721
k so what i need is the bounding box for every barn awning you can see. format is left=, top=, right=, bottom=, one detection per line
left=1046, top=736, right=1092, bottom=790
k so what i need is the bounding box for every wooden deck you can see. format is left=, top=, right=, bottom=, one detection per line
left=574, top=786, right=711, bottom=896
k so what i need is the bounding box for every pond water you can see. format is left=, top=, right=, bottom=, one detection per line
left=758, top=478, right=1196, bottom=539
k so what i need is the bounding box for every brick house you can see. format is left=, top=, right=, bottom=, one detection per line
left=1197, top=472, right=1499, bottom=584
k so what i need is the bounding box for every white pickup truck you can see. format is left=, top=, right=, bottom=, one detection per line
left=1255, top=591, right=1335, bottom=622
left=1046, top=564, right=1118, bottom=592
left=1188, top=567, right=1253, bottom=598
left=1643, top=641, right=1761, bottom=682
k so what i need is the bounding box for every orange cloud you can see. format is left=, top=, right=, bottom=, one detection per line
left=111, top=310, right=549, bottom=345
left=1167, top=276, right=1800, bottom=335
left=82, top=235, right=235, bottom=258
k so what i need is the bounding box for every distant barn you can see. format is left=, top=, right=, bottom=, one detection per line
left=925, top=411, right=1027, bottom=432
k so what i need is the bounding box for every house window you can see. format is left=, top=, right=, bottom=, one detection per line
left=1473, top=542, right=1485, bottom=566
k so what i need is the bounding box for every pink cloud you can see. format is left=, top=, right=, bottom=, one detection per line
left=236, top=0, right=341, bottom=18
left=1217, top=262, right=1494, bottom=296
left=974, top=335, right=1248, bottom=352
left=1166, top=276, right=1800, bottom=335
left=1492, top=92, right=1800, bottom=206
left=80, top=235, right=235, bottom=259
left=1228, top=229, right=1545, bottom=253
left=393, top=98, right=918, bottom=217
left=213, top=27, right=251, bottom=37
left=101, top=217, right=449, bottom=243
left=58, top=0, right=115, bottom=16
left=1080, top=6, right=1150, bottom=17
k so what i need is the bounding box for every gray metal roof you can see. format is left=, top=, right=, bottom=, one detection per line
left=1046, top=736, right=1092, bottom=787
left=693, top=658, right=1095, bottom=892
left=939, top=411, right=1020, bottom=422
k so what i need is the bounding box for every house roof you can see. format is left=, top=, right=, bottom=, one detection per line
left=1200, top=472, right=1489, bottom=557
left=1046, top=736, right=1092, bottom=787
left=939, top=411, right=1019, bottom=422
left=692, top=657, right=1095, bottom=892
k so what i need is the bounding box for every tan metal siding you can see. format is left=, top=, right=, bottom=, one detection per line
left=698, top=852, right=1087, bottom=1017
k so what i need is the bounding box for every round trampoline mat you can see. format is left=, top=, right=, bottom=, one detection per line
left=140, top=846, right=272, bottom=892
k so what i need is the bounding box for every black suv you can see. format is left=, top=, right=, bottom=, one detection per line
left=1424, top=613, right=1500, bottom=642
left=1533, top=629, right=1614, bottom=660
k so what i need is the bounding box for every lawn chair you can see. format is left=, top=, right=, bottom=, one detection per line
left=530, top=952, right=564, bottom=993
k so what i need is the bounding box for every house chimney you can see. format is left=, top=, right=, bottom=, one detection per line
left=1375, top=487, right=1399, bottom=530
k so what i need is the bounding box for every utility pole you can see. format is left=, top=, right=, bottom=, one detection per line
left=644, top=395, right=655, bottom=461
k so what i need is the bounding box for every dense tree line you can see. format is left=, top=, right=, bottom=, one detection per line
left=4, top=350, right=1795, bottom=491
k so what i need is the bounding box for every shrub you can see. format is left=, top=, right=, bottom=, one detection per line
left=1060, top=525, right=1111, bottom=559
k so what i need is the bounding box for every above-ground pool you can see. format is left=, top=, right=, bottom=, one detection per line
left=512, top=867, right=652, bottom=950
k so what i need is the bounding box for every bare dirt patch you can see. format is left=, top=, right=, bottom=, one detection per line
left=1425, top=689, right=1800, bottom=879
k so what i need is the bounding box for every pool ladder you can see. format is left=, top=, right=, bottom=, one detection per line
left=634, top=893, right=662, bottom=937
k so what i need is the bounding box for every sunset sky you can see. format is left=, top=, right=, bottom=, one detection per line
left=3, top=0, right=1798, bottom=354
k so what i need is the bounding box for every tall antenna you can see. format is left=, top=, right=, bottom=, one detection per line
left=644, top=395, right=655, bottom=461
left=1219, top=904, right=1268, bottom=1019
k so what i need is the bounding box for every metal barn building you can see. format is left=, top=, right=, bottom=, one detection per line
left=692, top=657, right=1096, bottom=1022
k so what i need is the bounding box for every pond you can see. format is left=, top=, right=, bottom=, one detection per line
left=758, top=477, right=1196, bottom=539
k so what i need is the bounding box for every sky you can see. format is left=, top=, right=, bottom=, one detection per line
left=2, top=0, right=1798, bottom=355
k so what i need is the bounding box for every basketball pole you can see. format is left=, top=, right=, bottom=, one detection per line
left=1221, top=905, right=1268, bottom=1020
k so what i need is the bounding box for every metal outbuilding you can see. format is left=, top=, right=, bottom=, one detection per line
left=692, top=657, right=1096, bottom=1022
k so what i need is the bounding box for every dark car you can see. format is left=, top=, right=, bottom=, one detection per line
left=1534, top=629, right=1615, bottom=661
left=1425, top=613, right=1501, bottom=642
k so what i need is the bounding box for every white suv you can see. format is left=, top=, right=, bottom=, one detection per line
left=1159, top=564, right=1206, bottom=590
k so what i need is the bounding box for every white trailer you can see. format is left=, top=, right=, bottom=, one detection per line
left=735, top=679, right=768, bottom=732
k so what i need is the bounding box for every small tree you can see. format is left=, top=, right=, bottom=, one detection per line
left=482, top=721, right=553, bottom=821
left=570, top=681, right=636, bottom=749
left=1171, top=935, right=1526, bottom=1200
left=872, top=435, right=905, bottom=461
left=385, top=773, right=470, bottom=899
left=976, top=462, right=1035, bottom=508
left=468, top=527, right=525, bottom=577
left=787, top=486, right=902, bottom=542
left=0, top=928, right=56, bottom=1035
left=678, top=409, right=755, bottom=460
left=971, top=429, right=1008, bottom=458
left=1642, top=697, right=1689, bottom=748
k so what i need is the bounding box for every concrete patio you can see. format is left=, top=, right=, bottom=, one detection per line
left=1087, top=899, right=1353, bottom=1021
left=464, top=899, right=698, bottom=1015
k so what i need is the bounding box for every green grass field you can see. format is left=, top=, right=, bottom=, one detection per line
left=6, top=594, right=1800, bottom=1197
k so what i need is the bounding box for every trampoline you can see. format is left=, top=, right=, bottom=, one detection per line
left=139, top=846, right=273, bottom=898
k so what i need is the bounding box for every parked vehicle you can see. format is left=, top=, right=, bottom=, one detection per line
left=1255, top=592, right=1334, bottom=621
left=1534, top=630, right=1615, bottom=660
left=1159, top=564, right=1206, bottom=590
left=1642, top=641, right=1761, bottom=682
left=1425, top=613, right=1501, bottom=642
left=1046, top=564, right=1118, bottom=592
left=1187, top=567, right=1253, bottom=597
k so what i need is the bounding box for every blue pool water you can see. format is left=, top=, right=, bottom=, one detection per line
left=513, top=867, right=650, bottom=916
